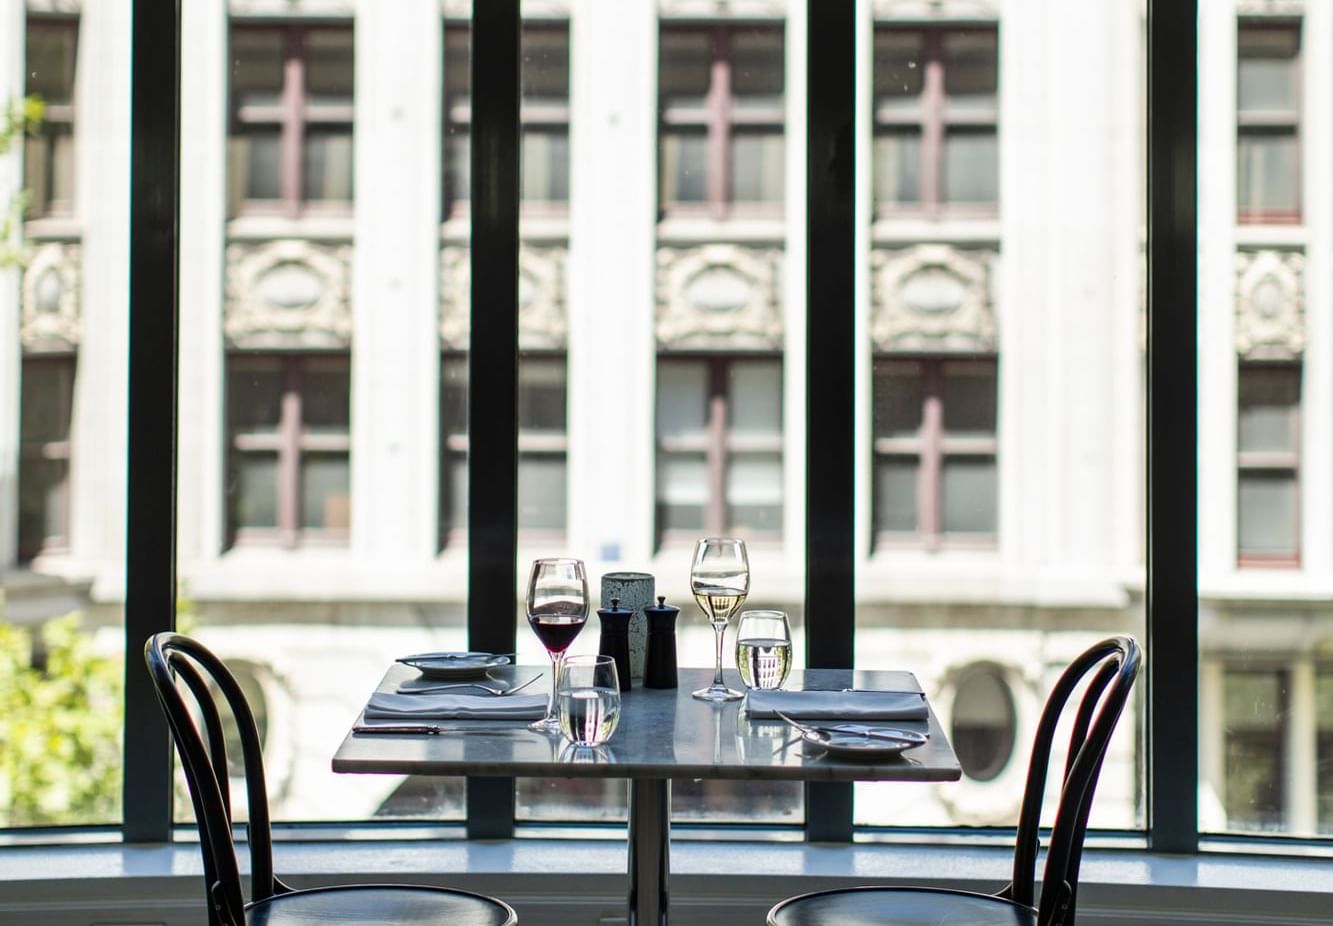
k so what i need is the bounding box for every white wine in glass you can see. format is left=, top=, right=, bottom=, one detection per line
left=690, top=537, right=750, bottom=701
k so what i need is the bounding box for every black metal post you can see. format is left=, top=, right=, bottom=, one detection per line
left=1147, top=0, right=1199, bottom=854
left=805, top=0, right=856, bottom=843
left=466, top=0, right=520, bottom=840
left=123, top=0, right=181, bottom=843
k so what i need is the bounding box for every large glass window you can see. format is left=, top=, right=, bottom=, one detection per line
left=228, top=24, right=355, bottom=216
left=23, top=16, right=77, bottom=218
left=1237, top=20, right=1300, bottom=224
left=1236, top=361, right=1300, bottom=566
left=18, top=356, right=75, bottom=559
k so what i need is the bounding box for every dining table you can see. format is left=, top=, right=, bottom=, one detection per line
left=332, top=664, right=962, bottom=926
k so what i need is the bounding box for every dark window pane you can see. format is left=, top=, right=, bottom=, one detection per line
left=233, top=452, right=279, bottom=529
left=729, top=361, right=782, bottom=436
left=446, top=130, right=471, bottom=205
left=441, top=356, right=469, bottom=435
left=661, top=130, right=707, bottom=204
left=1225, top=670, right=1287, bottom=830
left=657, top=453, right=707, bottom=532
left=942, top=457, right=996, bottom=534
left=25, top=20, right=77, bottom=104
left=303, top=128, right=355, bottom=201
left=304, top=28, right=354, bottom=105
left=442, top=456, right=468, bottom=533
left=231, top=129, right=282, bottom=201
left=1238, top=364, right=1300, bottom=453
left=518, top=456, right=567, bottom=531
left=228, top=358, right=284, bottom=433
left=942, top=362, right=997, bottom=435
left=657, top=360, right=708, bottom=439
left=20, top=362, right=72, bottom=443
left=302, top=358, right=351, bottom=433
left=445, top=27, right=470, bottom=102
left=874, top=131, right=922, bottom=206
left=25, top=127, right=75, bottom=214
left=1238, top=473, right=1297, bottom=556
left=731, top=29, right=784, bottom=106
left=659, top=30, right=711, bottom=107
left=230, top=28, right=284, bottom=107
left=726, top=452, right=782, bottom=534
left=873, top=360, right=923, bottom=437
left=1238, top=133, right=1299, bottom=216
left=18, top=458, right=66, bottom=555
left=301, top=453, right=350, bottom=530
left=519, top=359, right=567, bottom=433
left=731, top=131, right=784, bottom=203
left=943, top=131, right=998, bottom=204
left=942, top=30, right=998, bottom=104
left=1318, top=673, right=1333, bottom=830
left=1238, top=25, right=1300, bottom=114
left=521, top=129, right=570, bottom=203
left=951, top=666, right=1016, bottom=782
left=875, top=457, right=918, bottom=533
left=522, top=28, right=569, bottom=102
left=873, top=29, right=925, bottom=105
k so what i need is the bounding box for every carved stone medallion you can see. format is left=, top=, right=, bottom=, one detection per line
left=871, top=244, right=995, bottom=353
left=21, top=241, right=81, bottom=352
left=656, top=244, right=783, bottom=350
left=439, top=245, right=568, bottom=350
left=1235, top=249, right=1304, bottom=360
left=225, top=240, right=353, bottom=348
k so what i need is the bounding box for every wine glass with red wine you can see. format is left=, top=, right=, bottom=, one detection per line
left=526, top=557, right=589, bottom=734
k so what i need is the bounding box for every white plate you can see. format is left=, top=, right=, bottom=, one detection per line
left=801, top=729, right=925, bottom=758
left=396, top=652, right=512, bottom=680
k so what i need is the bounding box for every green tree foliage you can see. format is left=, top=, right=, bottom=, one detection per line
left=0, top=614, right=123, bottom=827
left=0, top=94, right=44, bottom=268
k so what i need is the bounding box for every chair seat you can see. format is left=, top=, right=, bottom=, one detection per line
left=768, top=886, right=1036, bottom=926
left=246, top=883, right=517, bottom=925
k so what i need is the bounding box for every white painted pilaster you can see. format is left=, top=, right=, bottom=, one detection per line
left=851, top=0, right=871, bottom=576
left=1199, top=658, right=1227, bottom=830
left=783, top=0, right=808, bottom=582
left=177, top=0, right=229, bottom=567
left=1285, top=657, right=1317, bottom=834
left=351, top=0, right=442, bottom=563
left=566, top=0, right=658, bottom=567
left=0, top=0, right=23, bottom=573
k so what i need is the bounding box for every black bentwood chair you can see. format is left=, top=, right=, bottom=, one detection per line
left=767, top=635, right=1141, bottom=926
left=145, top=632, right=518, bottom=926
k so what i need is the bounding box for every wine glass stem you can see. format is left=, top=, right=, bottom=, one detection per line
left=547, top=651, right=565, bottom=722
left=711, top=622, right=726, bottom=688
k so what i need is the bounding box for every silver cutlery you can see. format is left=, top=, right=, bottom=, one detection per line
left=399, top=674, right=542, bottom=696
left=773, top=710, right=929, bottom=746
left=353, top=723, right=529, bottom=735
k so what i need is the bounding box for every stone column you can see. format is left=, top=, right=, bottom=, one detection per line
left=350, top=0, right=442, bottom=564
left=566, top=0, right=658, bottom=566
left=785, top=0, right=810, bottom=570
left=0, top=0, right=23, bottom=572
left=1285, top=658, right=1317, bottom=834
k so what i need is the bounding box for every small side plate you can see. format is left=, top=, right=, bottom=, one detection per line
left=802, top=729, right=925, bottom=758
left=396, top=652, right=512, bottom=680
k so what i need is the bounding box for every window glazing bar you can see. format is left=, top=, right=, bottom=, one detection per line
left=805, top=0, right=856, bottom=843
left=1147, top=0, right=1199, bottom=854
left=466, top=0, right=520, bottom=840
left=123, top=0, right=181, bottom=843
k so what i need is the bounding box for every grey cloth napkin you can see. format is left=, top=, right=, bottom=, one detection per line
left=745, top=689, right=928, bottom=721
left=365, top=691, right=547, bottom=721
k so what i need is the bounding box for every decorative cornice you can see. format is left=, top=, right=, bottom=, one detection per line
left=1235, top=249, right=1304, bottom=360
left=225, top=240, right=353, bottom=348
left=871, top=244, right=996, bottom=353
left=439, top=245, right=568, bottom=350
left=873, top=0, right=1000, bottom=20
left=21, top=241, right=81, bottom=352
left=655, top=244, right=783, bottom=350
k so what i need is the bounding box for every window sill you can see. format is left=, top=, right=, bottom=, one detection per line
left=2, top=839, right=1333, bottom=925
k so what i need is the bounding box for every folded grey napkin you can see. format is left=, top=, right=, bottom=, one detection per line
left=365, top=691, right=547, bottom=721
left=745, top=689, right=928, bottom=721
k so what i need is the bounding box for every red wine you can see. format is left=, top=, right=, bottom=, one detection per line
left=528, top=614, right=586, bottom=654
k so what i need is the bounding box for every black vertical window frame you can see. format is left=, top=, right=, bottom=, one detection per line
left=466, top=0, right=520, bottom=840
left=124, top=0, right=181, bottom=842
left=804, top=0, right=856, bottom=842
left=1147, top=0, right=1199, bottom=852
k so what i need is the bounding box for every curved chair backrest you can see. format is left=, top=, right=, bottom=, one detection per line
left=1004, top=636, right=1141, bottom=926
left=144, top=632, right=282, bottom=926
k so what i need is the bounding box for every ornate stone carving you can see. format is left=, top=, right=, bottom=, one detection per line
left=225, top=240, right=353, bottom=348
left=439, top=245, right=569, bottom=350
left=229, top=0, right=354, bottom=16
left=1236, top=0, right=1303, bottom=15
left=21, top=241, right=81, bottom=352
left=656, top=244, right=783, bottom=350
left=659, top=0, right=786, bottom=17
left=871, top=244, right=996, bottom=353
left=1235, top=249, right=1304, bottom=359
left=874, top=0, right=1000, bottom=19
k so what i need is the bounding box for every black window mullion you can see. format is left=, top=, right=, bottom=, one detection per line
left=123, top=0, right=181, bottom=843
left=805, top=0, right=856, bottom=843
left=1147, top=0, right=1199, bottom=853
left=466, top=0, right=520, bottom=841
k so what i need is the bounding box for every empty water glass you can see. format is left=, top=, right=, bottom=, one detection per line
left=558, top=654, right=621, bottom=746
left=735, top=610, right=792, bottom=691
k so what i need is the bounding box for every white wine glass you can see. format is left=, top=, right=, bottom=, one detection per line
left=735, top=609, right=792, bottom=691
left=690, top=537, right=750, bottom=701
left=526, top=557, right=589, bottom=734
left=558, top=654, right=621, bottom=747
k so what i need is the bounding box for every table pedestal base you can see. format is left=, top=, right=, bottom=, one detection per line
left=628, top=777, right=669, bottom=926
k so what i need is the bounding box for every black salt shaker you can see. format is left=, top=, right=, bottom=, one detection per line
left=597, top=597, right=633, bottom=692
left=643, top=596, right=680, bottom=689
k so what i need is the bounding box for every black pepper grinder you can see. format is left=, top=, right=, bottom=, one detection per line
left=643, top=596, right=680, bottom=689
left=596, top=597, right=633, bottom=692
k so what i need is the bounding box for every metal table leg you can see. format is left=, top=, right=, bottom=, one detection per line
left=628, top=777, right=669, bottom=926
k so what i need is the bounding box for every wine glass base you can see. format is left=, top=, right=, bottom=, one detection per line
left=528, top=715, right=564, bottom=734
left=692, top=685, right=743, bottom=702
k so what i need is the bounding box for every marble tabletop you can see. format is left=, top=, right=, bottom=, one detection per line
left=333, top=665, right=962, bottom=783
